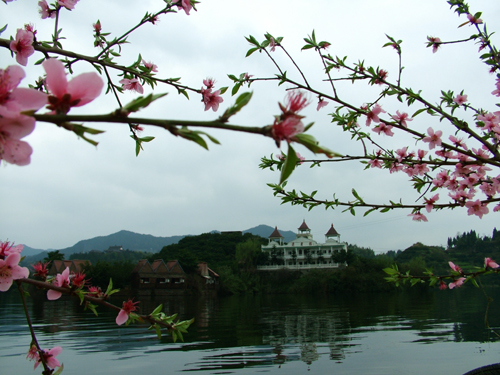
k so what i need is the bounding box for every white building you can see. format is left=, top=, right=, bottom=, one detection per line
left=258, top=221, right=348, bottom=270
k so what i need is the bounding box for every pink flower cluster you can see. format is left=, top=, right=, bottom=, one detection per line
left=9, top=27, right=35, bottom=66
left=120, top=78, right=144, bottom=94
left=116, top=299, right=140, bottom=325
left=27, top=345, right=62, bottom=370
left=201, top=78, right=224, bottom=112
left=0, top=65, right=47, bottom=165
left=172, top=0, right=193, bottom=15
left=272, top=91, right=309, bottom=146
left=0, top=241, right=29, bottom=292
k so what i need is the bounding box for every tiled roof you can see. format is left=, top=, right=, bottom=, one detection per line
left=298, top=220, right=310, bottom=231
left=326, top=224, right=339, bottom=236
left=269, top=226, right=283, bottom=238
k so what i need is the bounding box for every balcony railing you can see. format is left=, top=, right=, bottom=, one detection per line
left=257, top=263, right=341, bottom=271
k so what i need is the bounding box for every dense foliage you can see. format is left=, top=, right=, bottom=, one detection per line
left=153, top=232, right=267, bottom=271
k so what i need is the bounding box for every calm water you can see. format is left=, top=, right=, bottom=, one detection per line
left=2, top=288, right=500, bottom=375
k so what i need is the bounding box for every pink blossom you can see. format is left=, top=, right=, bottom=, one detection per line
left=38, top=1, right=56, bottom=19
left=269, top=37, right=277, bottom=52
left=391, top=110, right=412, bottom=127
left=9, top=29, right=34, bottom=66
left=480, top=182, right=496, bottom=197
left=0, top=65, right=48, bottom=118
left=57, top=0, right=79, bottom=10
left=243, top=73, right=253, bottom=81
left=449, top=261, right=462, bottom=273
left=43, top=59, right=103, bottom=114
left=449, top=277, right=465, bottom=289
left=32, top=262, right=49, bottom=279
left=0, top=252, right=29, bottom=292
left=365, top=104, right=385, bottom=126
left=492, top=78, right=500, bottom=97
left=47, top=267, right=70, bottom=300
left=422, top=127, right=442, bottom=149
left=465, top=199, right=489, bottom=218
left=424, top=194, right=439, bottom=213
left=368, top=159, right=382, bottom=168
left=467, top=13, right=482, bottom=25
left=0, top=114, right=37, bottom=166
left=477, top=111, right=500, bottom=130
left=453, top=94, right=468, bottom=105
left=372, top=123, right=394, bottom=136
left=485, top=257, right=500, bottom=269
left=374, top=69, right=388, bottom=85
left=395, top=147, right=408, bottom=162
left=33, top=346, right=62, bottom=370
left=317, top=98, right=328, bottom=111
left=202, top=77, right=215, bottom=90
left=119, top=78, right=144, bottom=94
left=272, top=115, right=304, bottom=144
left=283, top=90, right=309, bottom=113
left=272, top=91, right=309, bottom=145
left=439, top=280, right=447, bottom=290
left=202, top=89, right=224, bottom=112
left=494, top=203, right=500, bottom=212
left=432, top=170, right=451, bottom=188
left=93, top=20, right=101, bottom=33
left=141, top=59, right=158, bottom=73
left=427, top=36, right=441, bottom=53
left=0, top=241, right=23, bottom=258
left=417, top=149, right=427, bottom=160
left=172, top=0, right=193, bottom=15
left=87, top=286, right=103, bottom=298
left=408, top=212, right=428, bottom=222
left=449, top=135, right=468, bottom=150
left=116, top=299, right=139, bottom=325
left=389, top=162, right=404, bottom=173
left=413, top=163, right=429, bottom=176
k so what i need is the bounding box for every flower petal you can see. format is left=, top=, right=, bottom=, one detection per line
left=47, top=289, right=62, bottom=300
left=67, top=72, right=103, bottom=106
left=115, top=309, right=129, bottom=325
left=42, top=59, right=68, bottom=98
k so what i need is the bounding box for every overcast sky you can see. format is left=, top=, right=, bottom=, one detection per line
left=1, top=0, right=500, bottom=253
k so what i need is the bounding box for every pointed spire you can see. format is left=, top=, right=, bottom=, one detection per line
left=269, top=226, right=283, bottom=239
left=326, top=224, right=339, bottom=236
left=298, top=220, right=310, bottom=231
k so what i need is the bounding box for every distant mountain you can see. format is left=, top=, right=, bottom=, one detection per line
left=21, top=245, right=48, bottom=257
left=20, top=225, right=299, bottom=266
left=243, top=224, right=296, bottom=243
left=57, top=230, right=185, bottom=255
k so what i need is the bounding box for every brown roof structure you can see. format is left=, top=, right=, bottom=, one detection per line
left=326, top=224, right=339, bottom=236
left=298, top=220, right=310, bottom=231
left=269, top=226, right=284, bottom=239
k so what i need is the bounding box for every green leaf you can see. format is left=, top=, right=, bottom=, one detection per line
left=151, top=304, right=163, bottom=316
left=232, top=83, right=242, bottom=96
left=123, top=93, right=168, bottom=113
left=293, top=133, right=342, bottom=157
left=154, top=324, right=162, bottom=339
left=246, top=47, right=259, bottom=57
left=105, top=279, right=113, bottom=295
left=219, top=91, right=253, bottom=121
left=279, top=144, right=299, bottom=184
left=0, top=24, right=7, bottom=35
left=53, top=363, right=64, bottom=375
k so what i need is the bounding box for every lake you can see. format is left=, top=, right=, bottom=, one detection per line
left=1, top=288, right=500, bottom=375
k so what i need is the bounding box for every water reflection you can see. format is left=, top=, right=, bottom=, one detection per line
left=1, top=288, right=500, bottom=374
